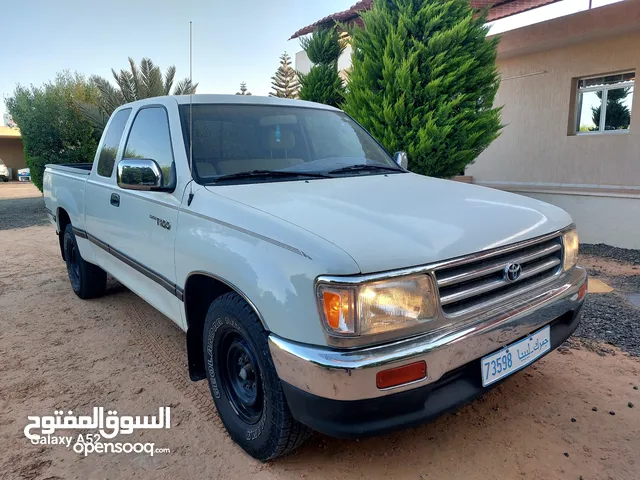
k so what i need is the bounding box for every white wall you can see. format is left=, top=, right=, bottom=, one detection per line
left=294, top=46, right=353, bottom=78
left=517, top=192, right=640, bottom=249
left=295, top=50, right=312, bottom=75
left=338, top=45, right=353, bottom=73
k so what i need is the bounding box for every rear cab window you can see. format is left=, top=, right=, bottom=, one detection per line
left=96, top=109, right=132, bottom=178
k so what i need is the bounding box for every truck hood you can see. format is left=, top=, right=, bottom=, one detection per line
left=206, top=173, right=572, bottom=273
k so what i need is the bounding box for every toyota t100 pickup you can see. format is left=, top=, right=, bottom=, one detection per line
left=44, top=95, right=587, bottom=460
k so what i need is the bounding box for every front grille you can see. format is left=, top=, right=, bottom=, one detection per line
left=434, top=235, right=563, bottom=317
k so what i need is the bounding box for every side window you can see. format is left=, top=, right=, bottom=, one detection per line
left=96, top=109, right=131, bottom=177
left=575, top=71, right=634, bottom=134
left=124, top=107, right=175, bottom=188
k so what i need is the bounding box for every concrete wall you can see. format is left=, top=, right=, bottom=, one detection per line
left=520, top=191, right=640, bottom=249
left=0, top=138, right=26, bottom=179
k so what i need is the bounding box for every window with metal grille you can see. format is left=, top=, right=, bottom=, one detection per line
left=575, top=71, right=634, bottom=134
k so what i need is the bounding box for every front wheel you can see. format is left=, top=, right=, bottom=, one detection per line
left=203, top=292, right=311, bottom=460
left=63, top=224, right=107, bottom=299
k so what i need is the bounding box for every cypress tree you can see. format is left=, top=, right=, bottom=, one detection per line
left=343, top=0, right=503, bottom=178
left=270, top=52, right=300, bottom=98
left=298, top=28, right=345, bottom=107
left=592, top=88, right=631, bottom=130
left=236, top=82, right=251, bottom=95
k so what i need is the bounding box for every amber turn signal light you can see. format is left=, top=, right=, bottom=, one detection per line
left=322, top=290, right=352, bottom=331
left=577, top=280, right=588, bottom=300
left=376, top=361, right=427, bottom=389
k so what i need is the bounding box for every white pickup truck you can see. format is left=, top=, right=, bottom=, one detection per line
left=44, top=95, right=587, bottom=460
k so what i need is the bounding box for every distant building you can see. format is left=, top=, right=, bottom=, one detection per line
left=292, top=0, right=640, bottom=248
left=0, top=126, right=25, bottom=180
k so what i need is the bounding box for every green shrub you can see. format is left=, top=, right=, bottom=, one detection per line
left=5, top=72, right=101, bottom=191
left=343, top=0, right=503, bottom=178
left=298, top=28, right=346, bottom=107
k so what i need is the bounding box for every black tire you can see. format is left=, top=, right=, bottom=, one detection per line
left=63, top=224, right=107, bottom=299
left=203, top=292, right=311, bottom=460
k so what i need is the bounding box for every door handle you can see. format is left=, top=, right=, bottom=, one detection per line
left=110, top=193, right=120, bottom=207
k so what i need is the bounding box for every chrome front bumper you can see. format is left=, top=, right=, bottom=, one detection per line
left=269, top=267, right=587, bottom=401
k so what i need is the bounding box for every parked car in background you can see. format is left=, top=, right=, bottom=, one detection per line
left=0, top=158, right=11, bottom=181
left=43, top=95, right=587, bottom=461
left=17, top=168, right=30, bottom=182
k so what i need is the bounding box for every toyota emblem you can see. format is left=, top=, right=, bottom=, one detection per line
left=504, top=263, right=522, bottom=282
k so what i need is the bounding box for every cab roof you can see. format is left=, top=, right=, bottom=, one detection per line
left=129, top=94, right=340, bottom=111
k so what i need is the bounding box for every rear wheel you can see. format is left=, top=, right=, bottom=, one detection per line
left=203, top=292, right=311, bottom=460
left=63, top=224, right=107, bottom=299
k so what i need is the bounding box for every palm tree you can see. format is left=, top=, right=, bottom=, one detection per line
left=79, top=57, right=198, bottom=132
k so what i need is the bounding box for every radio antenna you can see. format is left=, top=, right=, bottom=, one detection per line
left=187, top=20, right=195, bottom=206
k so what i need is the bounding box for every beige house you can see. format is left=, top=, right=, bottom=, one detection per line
left=293, top=0, right=640, bottom=249
left=0, top=126, right=25, bottom=180
left=469, top=0, right=639, bottom=249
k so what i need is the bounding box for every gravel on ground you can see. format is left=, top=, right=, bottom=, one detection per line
left=577, top=250, right=640, bottom=357
left=581, top=243, right=640, bottom=266
left=576, top=293, right=640, bottom=356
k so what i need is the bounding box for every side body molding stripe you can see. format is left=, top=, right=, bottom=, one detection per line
left=72, top=226, right=88, bottom=239
left=72, top=227, right=184, bottom=301
left=180, top=208, right=313, bottom=260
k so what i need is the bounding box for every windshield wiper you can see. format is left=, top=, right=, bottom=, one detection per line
left=328, top=164, right=403, bottom=175
left=212, top=169, right=331, bottom=183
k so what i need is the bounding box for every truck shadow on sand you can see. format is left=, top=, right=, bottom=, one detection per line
left=0, top=196, right=49, bottom=230
left=277, top=371, right=552, bottom=470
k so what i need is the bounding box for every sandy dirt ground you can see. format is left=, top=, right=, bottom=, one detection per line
left=0, top=183, right=639, bottom=480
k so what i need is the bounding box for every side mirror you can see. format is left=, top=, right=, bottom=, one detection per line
left=394, top=151, right=408, bottom=169
left=117, top=159, right=163, bottom=191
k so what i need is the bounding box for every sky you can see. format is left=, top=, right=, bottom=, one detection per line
left=0, top=0, right=624, bottom=122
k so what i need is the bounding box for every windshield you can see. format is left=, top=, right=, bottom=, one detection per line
left=179, top=104, right=402, bottom=184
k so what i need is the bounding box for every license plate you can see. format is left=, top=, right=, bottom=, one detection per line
left=481, top=325, right=551, bottom=387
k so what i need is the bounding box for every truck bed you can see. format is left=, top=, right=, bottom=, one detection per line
left=43, top=163, right=93, bottom=239
left=46, top=163, right=93, bottom=175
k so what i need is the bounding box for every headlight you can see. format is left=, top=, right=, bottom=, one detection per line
left=563, top=227, right=579, bottom=271
left=317, top=274, right=438, bottom=339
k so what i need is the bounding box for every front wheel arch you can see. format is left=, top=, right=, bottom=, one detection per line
left=183, top=272, right=268, bottom=381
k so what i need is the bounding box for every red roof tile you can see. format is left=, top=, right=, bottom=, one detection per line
left=289, top=0, right=561, bottom=39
